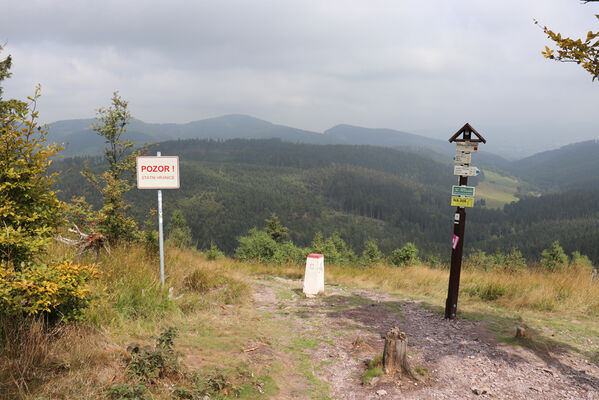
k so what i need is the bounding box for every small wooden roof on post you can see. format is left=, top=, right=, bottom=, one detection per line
left=448, top=123, right=486, bottom=144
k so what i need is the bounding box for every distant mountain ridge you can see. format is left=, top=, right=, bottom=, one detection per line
left=46, top=114, right=332, bottom=155
left=48, top=114, right=599, bottom=191
left=46, top=114, right=510, bottom=169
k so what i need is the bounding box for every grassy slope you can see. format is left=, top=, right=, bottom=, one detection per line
left=6, top=245, right=599, bottom=399
left=476, top=170, right=520, bottom=209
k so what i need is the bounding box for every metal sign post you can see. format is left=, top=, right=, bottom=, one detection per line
left=157, top=152, right=165, bottom=286
left=445, top=123, right=486, bottom=319
left=136, top=153, right=180, bottom=287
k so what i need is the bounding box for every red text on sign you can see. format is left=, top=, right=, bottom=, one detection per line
left=141, top=165, right=173, bottom=173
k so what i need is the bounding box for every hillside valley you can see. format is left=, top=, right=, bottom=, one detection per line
left=52, top=136, right=599, bottom=264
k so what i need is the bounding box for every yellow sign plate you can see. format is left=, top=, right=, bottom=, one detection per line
left=451, top=196, right=474, bottom=208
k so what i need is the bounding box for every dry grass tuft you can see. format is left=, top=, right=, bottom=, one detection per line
left=0, top=316, right=53, bottom=398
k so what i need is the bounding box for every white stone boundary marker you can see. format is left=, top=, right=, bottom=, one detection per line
left=303, top=253, right=324, bottom=297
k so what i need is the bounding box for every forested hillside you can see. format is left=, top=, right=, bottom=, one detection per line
left=509, top=140, right=599, bottom=190
left=52, top=138, right=599, bottom=263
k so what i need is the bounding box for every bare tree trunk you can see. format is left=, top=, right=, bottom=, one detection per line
left=382, top=326, right=416, bottom=379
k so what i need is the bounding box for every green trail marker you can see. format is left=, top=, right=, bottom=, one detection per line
left=452, top=185, right=475, bottom=198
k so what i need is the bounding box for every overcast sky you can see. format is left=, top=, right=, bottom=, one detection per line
left=2, top=0, right=598, bottom=156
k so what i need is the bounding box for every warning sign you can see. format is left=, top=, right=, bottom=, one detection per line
left=136, top=156, right=180, bottom=189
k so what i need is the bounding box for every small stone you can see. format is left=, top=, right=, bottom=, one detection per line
left=376, top=389, right=388, bottom=396
left=542, top=368, right=554, bottom=375
left=370, top=377, right=380, bottom=386
left=471, top=387, right=489, bottom=395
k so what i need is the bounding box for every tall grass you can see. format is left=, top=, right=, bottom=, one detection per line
left=66, top=244, right=251, bottom=328
left=241, top=261, right=599, bottom=317
left=0, top=316, right=53, bottom=398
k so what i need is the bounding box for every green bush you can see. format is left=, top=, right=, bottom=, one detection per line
left=359, top=240, right=383, bottom=266
left=126, top=328, right=180, bottom=381
left=309, top=232, right=357, bottom=265
left=425, top=254, right=443, bottom=269
left=273, top=241, right=306, bottom=264
left=310, top=232, right=339, bottom=262
left=541, top=241, right=568, bottom=271
left=570, top=251, right=593, bottom=270
left=466, top=249, right=526, bottom=272
left=235, top=228, right=305, bottom=264
left=464, top=250, right=489, bottom=270
left=502, top=248, right=527, bottom=272
left=388, top=242, right=419, bottom=267
left=168, top=209, right=193, bottom=249
left=235, top=229, right=279, bottom=263
left=205, top=242, right=224, bottom=260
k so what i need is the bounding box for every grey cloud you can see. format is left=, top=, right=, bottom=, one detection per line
left=1, top=0, right=598, bottom=155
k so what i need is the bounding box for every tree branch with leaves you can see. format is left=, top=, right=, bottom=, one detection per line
left=537, top=13, right=599, bottom=81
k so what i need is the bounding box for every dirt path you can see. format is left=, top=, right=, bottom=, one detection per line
left=252, top=277, right=599, bottom=400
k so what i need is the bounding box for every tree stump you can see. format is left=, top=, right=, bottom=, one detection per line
left=382, top=326, right=416, bottom=379
left=55, top=224, right=111, bottom=261
left=515, top=326, right=526, bottom=338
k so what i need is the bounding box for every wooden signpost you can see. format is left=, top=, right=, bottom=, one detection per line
left=446, top=123, right=486, bottom=319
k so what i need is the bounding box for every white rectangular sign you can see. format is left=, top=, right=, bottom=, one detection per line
left=454, top=165, right=480, bottom=177
left=453, top=153, right=472, bottom=164
left=456, top=142, right=479, bottom=153
left=136, top=156, right=180, bottom=189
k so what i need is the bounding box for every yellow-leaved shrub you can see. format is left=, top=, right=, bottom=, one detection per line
left=0, top=261, right=98, bottom=322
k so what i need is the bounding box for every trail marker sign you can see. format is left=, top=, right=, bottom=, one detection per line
left=451, top=196, right=474, bottom=208
left=455, top=142, right=479, bottom=153
left=452, top=185, right=475, bottom=198
left=453, top=153, right=472, bottom=164
left=454, top=165, right=480, bottom=177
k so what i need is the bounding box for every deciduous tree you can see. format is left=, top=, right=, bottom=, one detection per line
left=83, top=92, right=145, bottom=244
